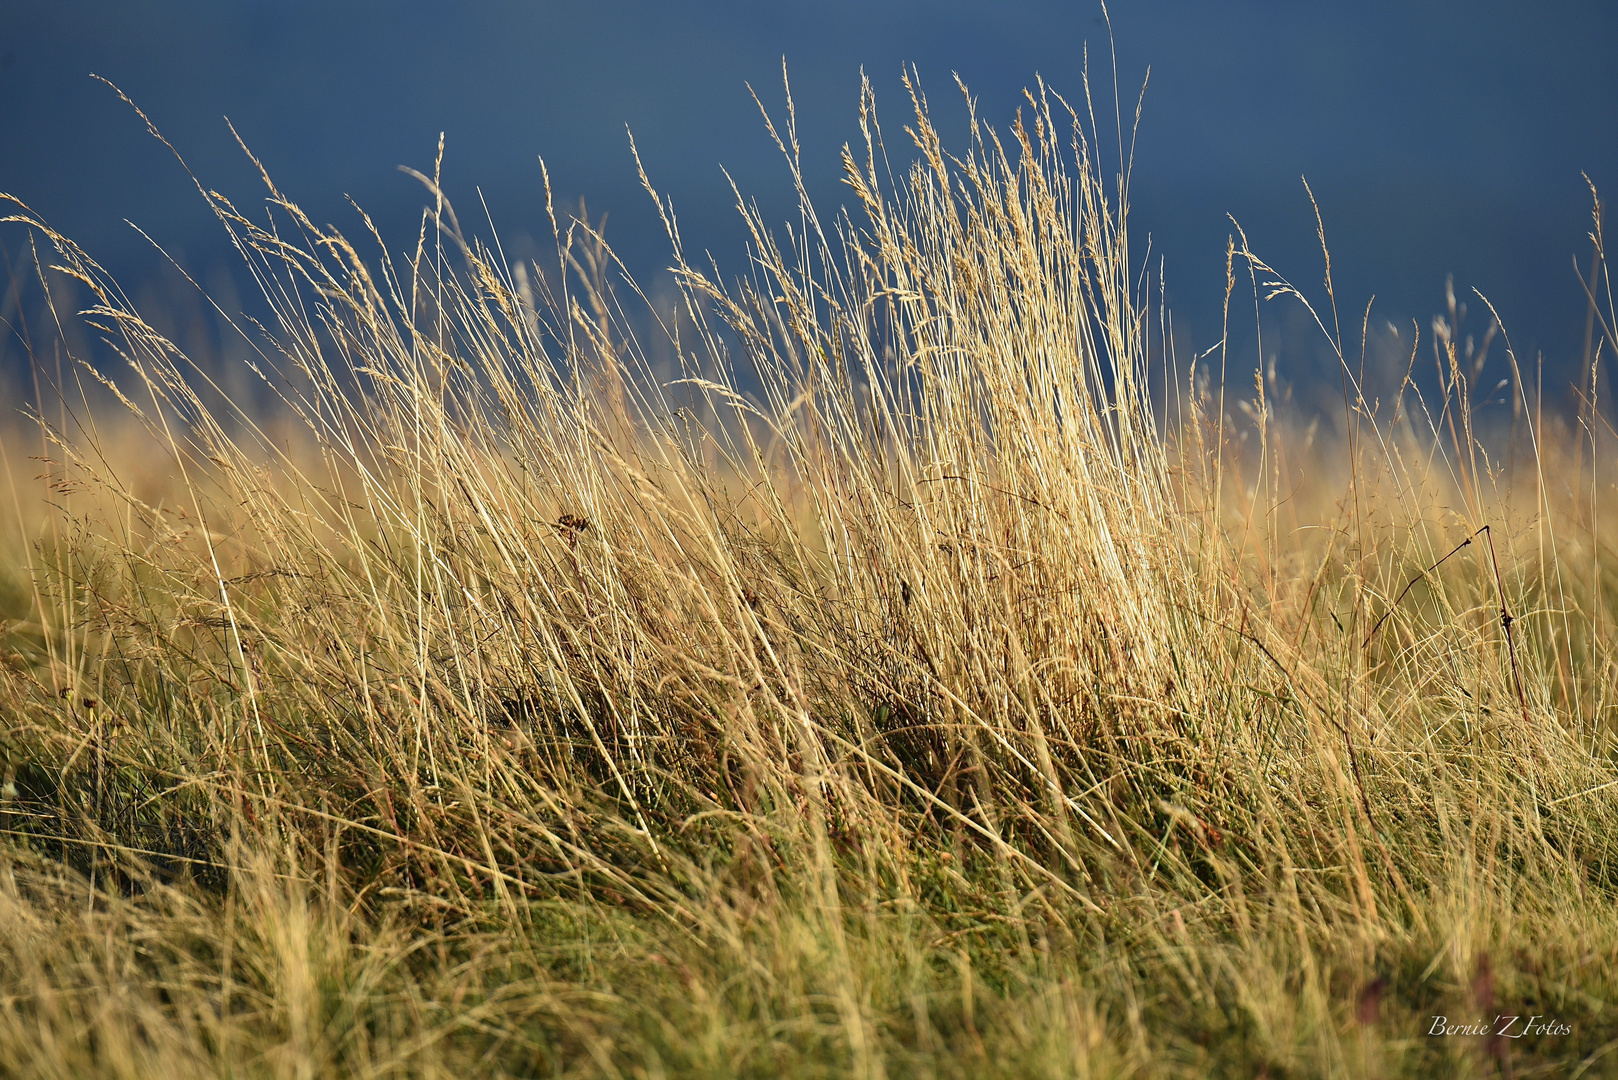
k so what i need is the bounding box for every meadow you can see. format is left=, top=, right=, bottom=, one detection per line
left=1, top=68, right=1616, bottom=1078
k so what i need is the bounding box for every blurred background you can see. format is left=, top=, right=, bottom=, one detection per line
left=2, top=0, right=1614, bottom=411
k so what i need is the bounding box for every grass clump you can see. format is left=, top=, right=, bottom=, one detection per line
left=1, top=65, right=1617, bottom=1077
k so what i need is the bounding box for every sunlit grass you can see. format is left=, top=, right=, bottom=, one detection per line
left=1, top=65, right=1616, bottom=1078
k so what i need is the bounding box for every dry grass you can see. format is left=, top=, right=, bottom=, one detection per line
left=1, top=66, right=1617, bottom=1077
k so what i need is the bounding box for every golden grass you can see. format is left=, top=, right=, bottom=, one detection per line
left=1, top=66, right=1616, bottom=1077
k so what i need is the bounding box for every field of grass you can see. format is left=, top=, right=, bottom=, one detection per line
left=2, top=69, right=1617, bottom=1078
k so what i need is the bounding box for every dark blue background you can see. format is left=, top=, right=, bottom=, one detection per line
left=2, top=1, right=1614, bottom=404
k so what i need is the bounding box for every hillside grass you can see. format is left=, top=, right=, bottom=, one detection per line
left=2, top=68, right=1617, bottom=1077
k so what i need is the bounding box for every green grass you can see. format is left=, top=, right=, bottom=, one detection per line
left=1, top=67, right=1617, bottom=1077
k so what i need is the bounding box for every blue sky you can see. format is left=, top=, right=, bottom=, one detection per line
left=3, top=1, right=1614, bottom=396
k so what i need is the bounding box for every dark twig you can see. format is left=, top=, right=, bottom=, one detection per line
left=1363, top=528, right=1481, bottom=649
left=1364, top=524, right=1530, bottom=728
left=1479, top=524, right=1532, bottom=729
